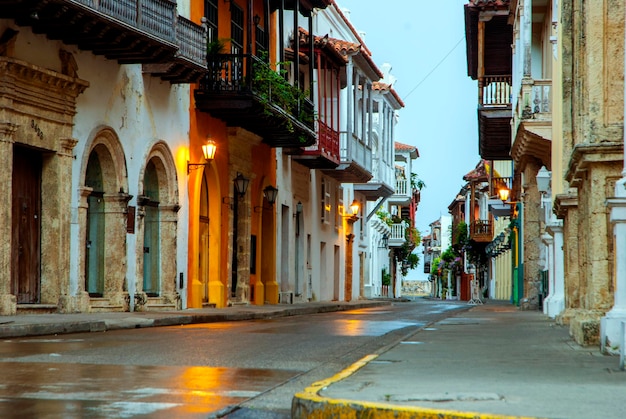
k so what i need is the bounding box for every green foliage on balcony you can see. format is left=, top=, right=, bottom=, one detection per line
left=251, top=53, right=314, bottom=141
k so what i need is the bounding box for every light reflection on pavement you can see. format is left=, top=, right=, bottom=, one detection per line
left=0, top=362, right=299, bottom=419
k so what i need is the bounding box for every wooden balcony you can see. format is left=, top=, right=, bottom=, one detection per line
left=0, top=0, right=206, bottom=83
left=194, top=54, right=316, bottom=148
left=322, top=131, right=372, bottom=183
left=478, top=75, right=513, bottom=160
left=469, top=219, right=493, bottom=242
left=291, top=120, right=340, bottom=169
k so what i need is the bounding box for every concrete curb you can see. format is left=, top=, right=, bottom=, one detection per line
left=291, top=354, right=548, bottom=419
left=0, top=301, right=390, bottom=339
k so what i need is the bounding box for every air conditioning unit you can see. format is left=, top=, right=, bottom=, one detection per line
left=279, top=291, right=294, bottom=304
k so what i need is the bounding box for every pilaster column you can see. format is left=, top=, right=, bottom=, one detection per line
left=541, top=232, right=554, bottom=315
left=601, top=10, right=626, bottom=353
left=0, top=123, right=17, bottom=315
left=546, top=219, right=565, bottom=318
left=602, top=196, right=626, bottom=352
left=345, top=233, right=354, bottom=302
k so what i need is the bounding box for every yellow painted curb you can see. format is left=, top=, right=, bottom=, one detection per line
left=292, top=354, right=548, bottom=419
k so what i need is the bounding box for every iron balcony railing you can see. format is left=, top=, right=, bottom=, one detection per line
left=200, top=53, right=314, bottom=130
left=74, top=0, right=176, bottom=43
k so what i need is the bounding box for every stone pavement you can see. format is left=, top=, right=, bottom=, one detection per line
left=292, top=301, right=626, bottom=419
left=3, top=300, right=625, bottom=419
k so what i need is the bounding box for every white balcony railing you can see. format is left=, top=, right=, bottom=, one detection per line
left=395, top=179, right=409, bottom=196
left=389, top=222, right=407, bottom=246
left=480, top=75, right=512, bottom=106
left=340, top=132, right=372, bottom=172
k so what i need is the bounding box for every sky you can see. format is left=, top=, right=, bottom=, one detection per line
left=335, top=0, right=480, bottom=280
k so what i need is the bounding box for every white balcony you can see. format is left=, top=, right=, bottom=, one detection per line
left=389, top=222, right=407, bottom=247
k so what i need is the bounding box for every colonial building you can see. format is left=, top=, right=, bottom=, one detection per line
left=0, top=0, right=412, bottom=316
left=464, top=0, right=626, bottom=352
left=0, top=1, right=206, bottom=315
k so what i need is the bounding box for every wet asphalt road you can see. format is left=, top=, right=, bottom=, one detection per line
left=0, top=299, right=469, bottom=419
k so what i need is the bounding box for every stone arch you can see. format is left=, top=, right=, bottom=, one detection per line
left=136, top=140, right=180, bottom=311
left=78, top=127, right=131, bottom=312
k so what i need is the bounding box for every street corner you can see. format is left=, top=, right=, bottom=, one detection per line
left=291, top=354, right=549, bottom=419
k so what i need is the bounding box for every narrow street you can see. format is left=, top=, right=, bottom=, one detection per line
left=0, top=299, right=469, bottom=419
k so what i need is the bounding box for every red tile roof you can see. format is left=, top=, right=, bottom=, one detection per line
left=462, top=159, right=501, bottom=181
left=395, top=141, right=419, bottom=158
left=329, top=0, right=383, bottom=79
left=297, top=27, right=380, bottom=77
left=373, top=81, right=405, bottom=108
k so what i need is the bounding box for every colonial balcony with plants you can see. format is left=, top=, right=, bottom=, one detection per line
left=0, top=0, right=207, bottom=83
left=292, top=29, right=344, bottom=168
left=195, top=53, right=316, bottom=147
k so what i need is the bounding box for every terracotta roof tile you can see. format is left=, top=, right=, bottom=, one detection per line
left=395, top=141, right=419, bottom=158
left=329, top=0, right=383, bottom=79
left=463, top=159, right=504, bottom=182
left=373, top=81, right=405, bottom=108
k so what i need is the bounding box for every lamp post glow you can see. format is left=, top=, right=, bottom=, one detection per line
left=188, top=137, right=217, bottom=173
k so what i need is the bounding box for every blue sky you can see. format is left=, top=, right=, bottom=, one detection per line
left=335, top=0, right=480, bottom=279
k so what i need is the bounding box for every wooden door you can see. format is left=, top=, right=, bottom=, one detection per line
left=11, top=146, right=41, bottom=304
left=85, top=152, right=105, bottom=297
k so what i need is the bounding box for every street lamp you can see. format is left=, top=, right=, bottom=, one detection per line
left=188, top=137, right=216, bottom=173
left=378, top=233, right=389, bottom=248
left=536, top=166, right=551, bottom=193
left=254, top=185, right=279, bottom=212
left=234, top=173, right=250, bottom=199
left=263, top=185, right=279, bottom=205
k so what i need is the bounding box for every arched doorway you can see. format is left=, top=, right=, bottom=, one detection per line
left=136, top=142, right=179, bottom=311
left=85, top=151, right=105, bottom=297
left=142, top=159, right=160, bottom=296
left=199, top=175, right=209, bottom=303
left=81, top=132, right=130, bottom=312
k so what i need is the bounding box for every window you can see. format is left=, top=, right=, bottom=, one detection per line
left=321, top=177, right=331, bottom=224
left=255, top=24, right=267, bottom=55
left=230, top=3, right=244, bottom=54
left=205, top=0, right=218, bottom=43
left=335, top=186, right=343, bottom=229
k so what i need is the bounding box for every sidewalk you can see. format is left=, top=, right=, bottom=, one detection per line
left=293, top=302, right=626, bottom=419
left=0, top=300, right=390, bottom=339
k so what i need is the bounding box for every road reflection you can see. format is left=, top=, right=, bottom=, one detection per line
left=0, top=362, right=298, bottom=419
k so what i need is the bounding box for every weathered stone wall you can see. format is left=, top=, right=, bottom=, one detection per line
left=559, top=0, right=625, bottom=345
